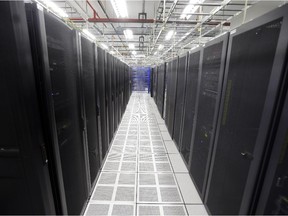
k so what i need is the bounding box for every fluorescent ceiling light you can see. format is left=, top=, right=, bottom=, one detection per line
left=158, top=44, right=164, bottom=50
left=123, top=29, right=133, bottom=39
left=132, top=51, right=137, bottom=55
left=110, top=51, right=116, bottom=54
left=165, top=30, right=175, bottom=41
left=82, top=29, right=95, bottom=41
left=128, top=43, right=135, bottom=49
left=110, top=0, right=128, bottom=18
left=180, top=0, right=203, bottom=20
left=101, top=43, right=108, bottom=50
left=43, top=0, right=68, bottom=17
left=154, top=52, right=157, bottom=55
left=135, top=54, right=145, bottom=58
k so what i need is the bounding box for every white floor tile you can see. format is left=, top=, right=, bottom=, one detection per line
left=175, top=174, right=202, bottom=204
left=161, top=131, right=172, bottom=141
left=186, top=205, right=208, bottom=215
left=84, top=93, right=203, bottom=216
left=165, top=141, right=179, bottom=153
left=169, top=154, right=188, bottom=173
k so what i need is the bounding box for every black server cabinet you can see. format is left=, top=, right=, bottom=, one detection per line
left=150, top=68, right=154, bottom=97
left=80, top=36, right=101, bottom=186
left=112, top=57, right=117, bottom=131
left=114, top=59, right=119, bottom=130
left=164, top=61, right=172, bottom=123
left=153, top=66, right=158, bottom=102
left=173, top=54, right=188, bottom=147
left=180, top=48, right=202, bottom=164
left=106, top=53, right=114, bottom=142
left=189, top=33, right=229, bottom=198
left=255, top=85, right=288, bottom=215
left=156, top=64, right=166, bottom=117
left=206, top=5, right=288, bottom=215
left=166, top=58, right=179, bottom=138
left=163, top=62, right=169, bottom=119
left=96, top=47, right=108, bottom=158
left=0, top=2, right=55, bottom=214
left=26, top=4, right=91, bottom=214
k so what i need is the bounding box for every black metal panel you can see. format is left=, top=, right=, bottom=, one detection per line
left=96, top=47, right=108, bottom=158
left=156, top=64, right=166, bottom=116
left=106, top=53, right=114, bottom=142
left=80, top=36, right=100, bottom=185
left=44, top=11, right=90, bottom=214
left=189, top=33, right=229, bottom=198
left=150, top=68, right=154, bottom=97
left=167, top=58, right=179, bottom=137
left=180, top=49, right=202, bottom=164
left=0, top=2, right=55, bottom=214
left=153, top=67, right=158, bottom=102
left=113, top=58, right=119, bottom=130
left=165, top=61, right=172, bottom=124
left=206, top=5, right=288, bottom=215
left=173, top=54, right=188, bottom=147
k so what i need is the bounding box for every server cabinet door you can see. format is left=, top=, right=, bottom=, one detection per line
left=153, top=67, right=158, bottom=102
left=96, top=47, right=108, bottom=158
left=165, top=62, right=172, bottom=124
left=162, top=63, right=168, bottom=119
left=189, top=33, right=229, bottom=198
left=0, top=2, right=55, bottom=214
left=114, top=59, right=119, bottom=130
left=80, top=36, right=100, bottom=186
left=206, top=5, right=288, bottom=214
left=173, top=54, right=188, bottom=147
left=255, top=86, right=288, bottom=215
left=156, top=64, right=166, bottom=116
left=106, top=53, right=114, bottom=142
left=167, top=58, right=179, bottom=137
left=43, top=12, right=90, bottom=214
left=150, top=68, right=154, bottom=97
left=180, top=49, right=201, bottom=164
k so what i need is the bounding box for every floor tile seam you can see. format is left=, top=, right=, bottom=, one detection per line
left=150, top=97, right=190, bottom=215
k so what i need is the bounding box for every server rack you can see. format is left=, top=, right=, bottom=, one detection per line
left=255, top=84, right=288, bottom=215
left=156, top=64, right=166, bottom=117
left=0, top=2, right=56, bottom=214
left=205, top=4, right=288, bottom=215
left=180, top=47, right=202, bottom=164
left=80, top=36, right=101, bottom=186
left=153, top=66, right=158, bottom=102
left=166, top=58, right=179, bottom=137
left=162, top=62, right=169, bottom=120
left=150, top=67, right=154, bottom=97
left=96, top=47, right=108, bottom=159
left=173, top=54, right=188, bottom=147
left=26, top=4, right=91, bottom=214
left=189, top=33, right=229, bottom=199
left=106, top=53, right=113, bottom=143
left=114, top=59, right=119, bottom=131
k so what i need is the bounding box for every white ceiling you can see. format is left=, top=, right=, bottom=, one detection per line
left=36, top=0, right=286, bottom=66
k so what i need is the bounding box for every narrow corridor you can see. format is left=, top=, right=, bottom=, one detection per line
left=84, top=93, right=208, bottom=216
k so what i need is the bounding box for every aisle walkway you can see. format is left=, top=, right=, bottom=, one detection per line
left=84, top=93, right=208, bottom=216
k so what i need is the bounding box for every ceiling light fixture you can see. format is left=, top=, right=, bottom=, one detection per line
left=82, top=29, right=95, bottom=41
left=165, top=30, right=175, bottom=41
left=180, top=0, right=204, bottom=20
left=110, top=0, right=128, bottom=18
left=101, top=43, right=108, bottom=50
left=123, top=29, right=134, bottom=39
left=43, top=0, right=68, bottom=17
left=132, top=51, right=137, bottom=55
left=128, top=43, right=135, bottom=49
left=158, top=44, right=164, bottom=50
left=154, top=52, right=157, bottom=55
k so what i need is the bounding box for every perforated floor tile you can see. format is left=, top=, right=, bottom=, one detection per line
left=84, top=93, right=202, bottom=216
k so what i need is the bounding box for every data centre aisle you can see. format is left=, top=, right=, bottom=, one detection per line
left=84, top=92, right=208, bottom=216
